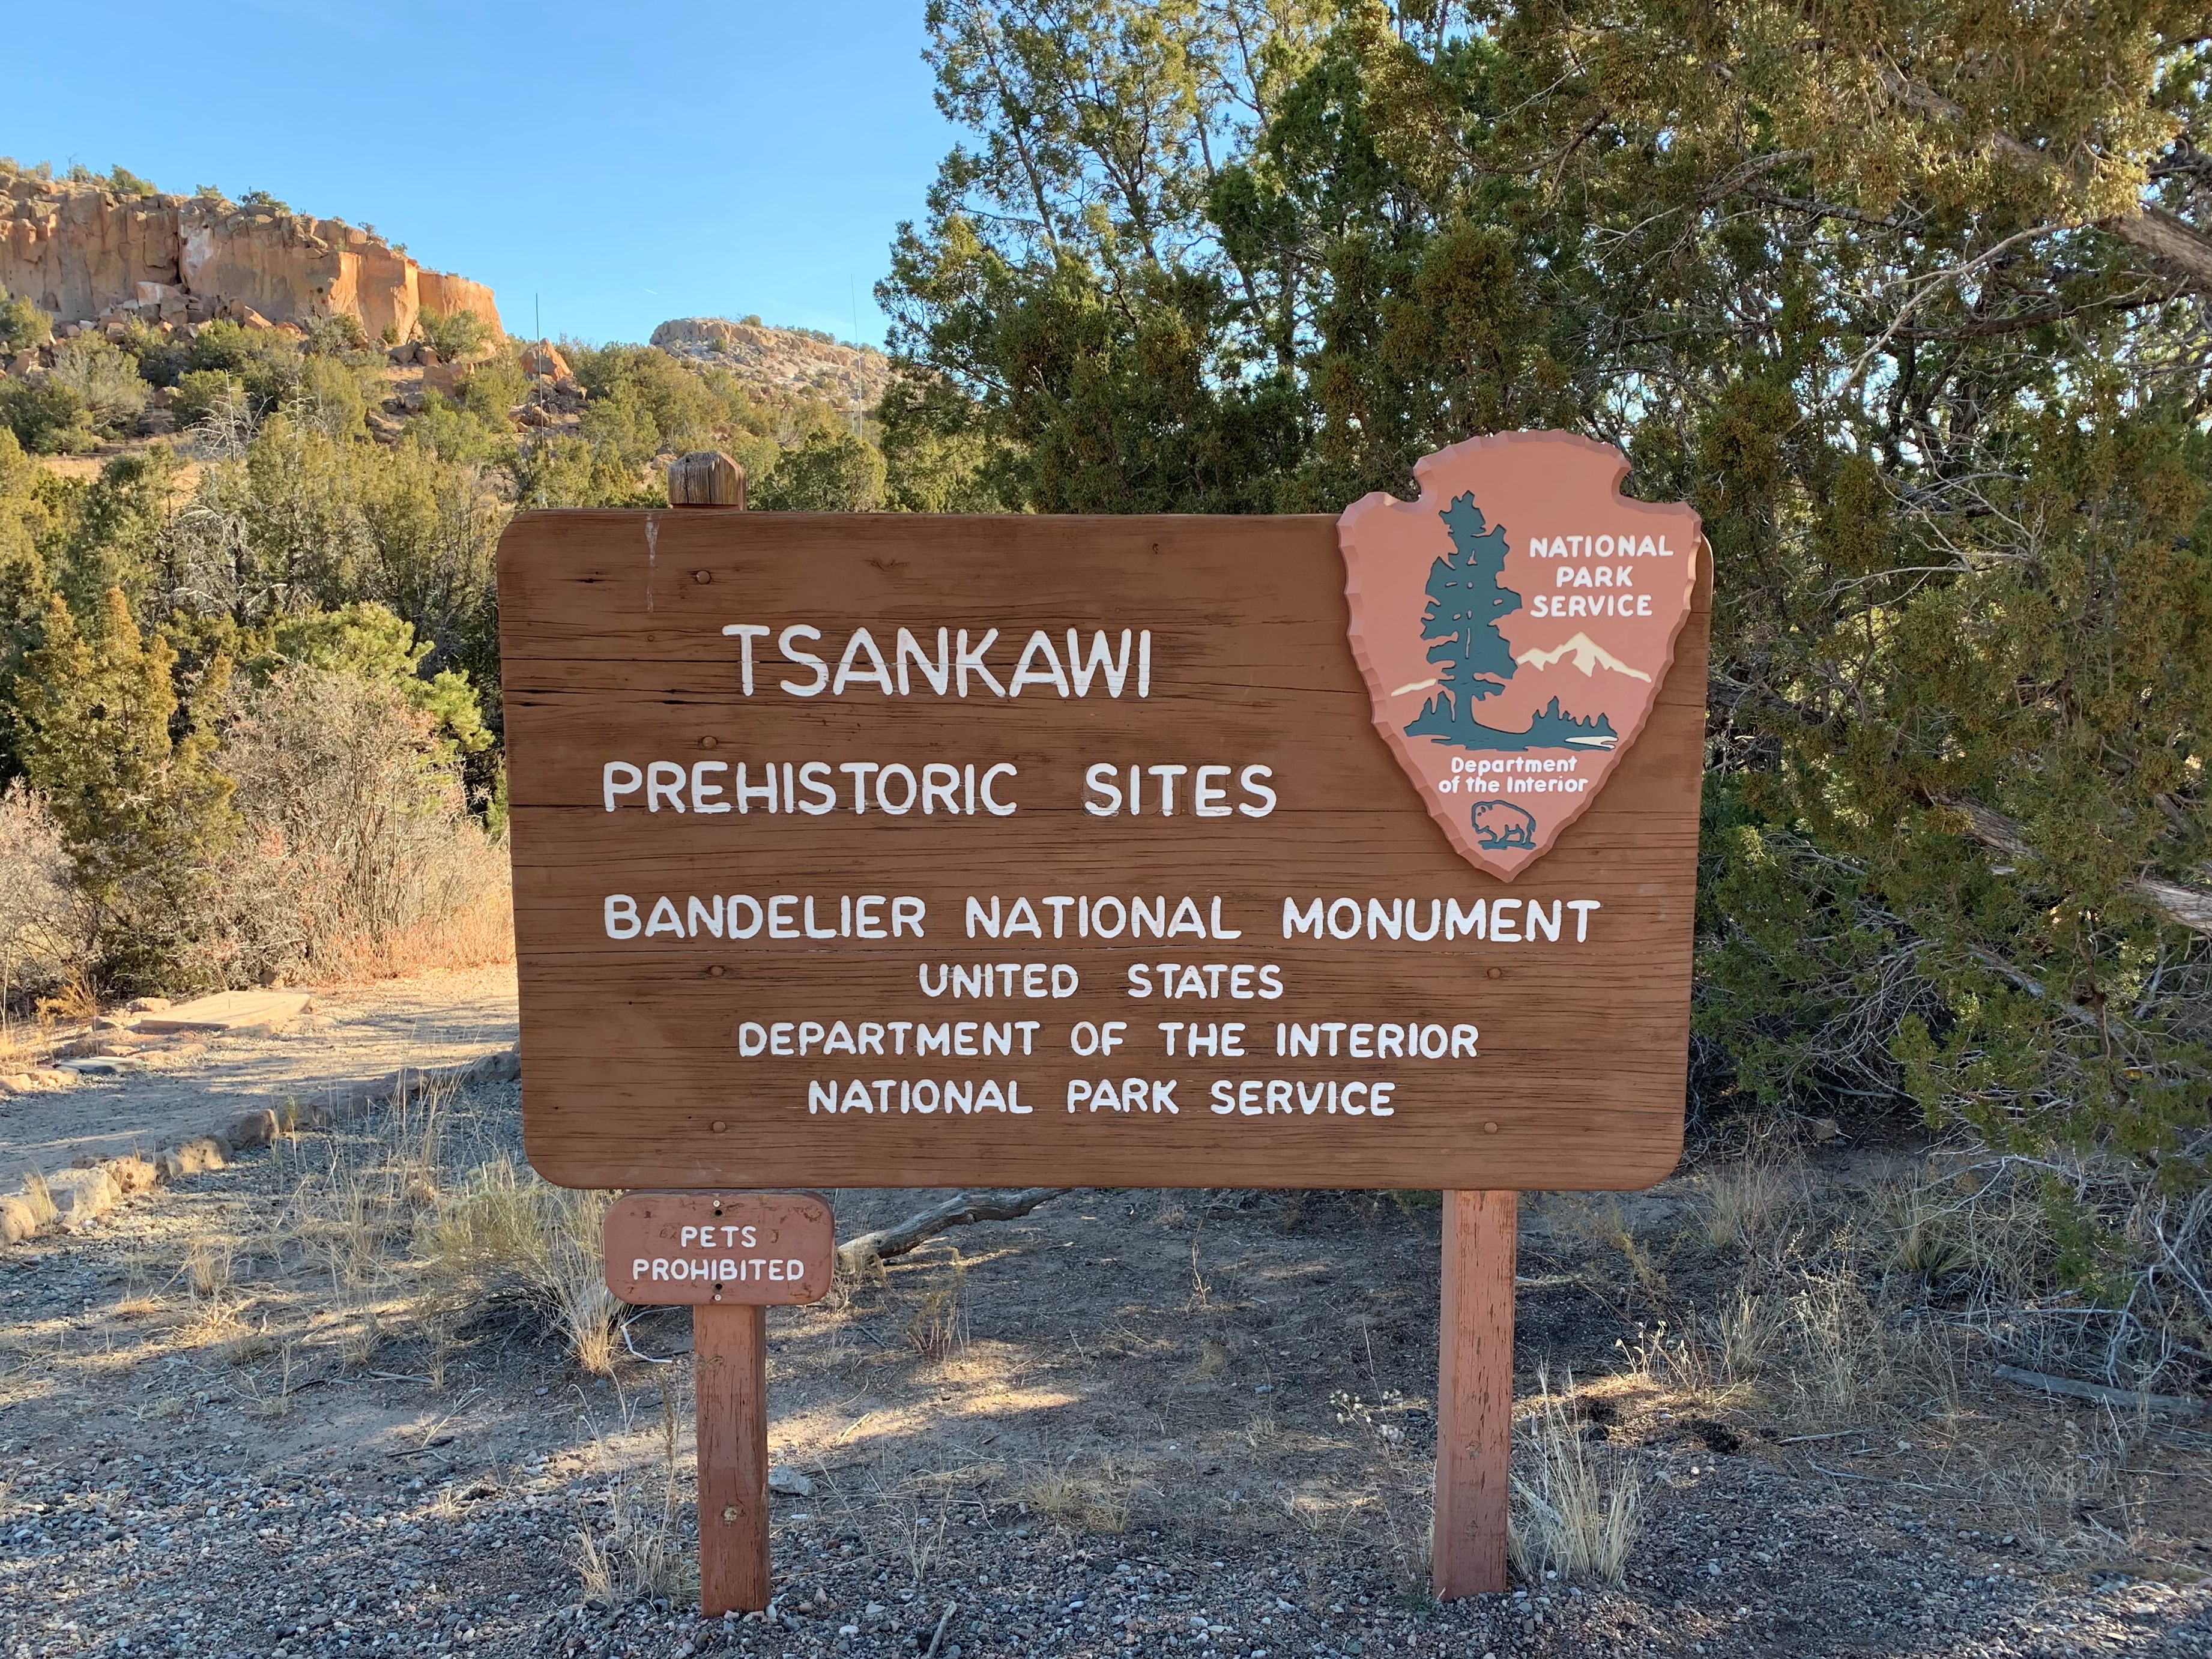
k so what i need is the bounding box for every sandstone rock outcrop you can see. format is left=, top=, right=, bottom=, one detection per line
left=1, top=169, right=500, bottom=342
left=651, top=316, right=890, bottom=409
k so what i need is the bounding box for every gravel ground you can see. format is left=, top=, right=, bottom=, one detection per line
left=3, top=1076, right=2210, bottom=1658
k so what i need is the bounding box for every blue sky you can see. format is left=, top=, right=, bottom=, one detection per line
left=7, top=1, right=956, bottom=348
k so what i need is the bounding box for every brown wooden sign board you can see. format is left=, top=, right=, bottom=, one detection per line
left=498, top=450, right=1705, bottom=1195
left=602, top=1191, right=833, bottom=1307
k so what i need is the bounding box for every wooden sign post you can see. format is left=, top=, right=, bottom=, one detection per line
left=503, top=433, right=1705, bottom=1608
left=602, top=1189, right=833, bottom=1613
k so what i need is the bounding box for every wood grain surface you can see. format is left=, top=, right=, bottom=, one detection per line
left=694, top=1301, right=770, bottom=1614
left=601, top=1191, right=833, bottom=1306
left=498, top=509, right=1707, bottom=1191
left=1434, top=1190, right=1517, bottom=1597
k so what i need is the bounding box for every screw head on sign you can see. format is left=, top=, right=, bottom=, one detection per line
left=1484, top=1122, right=1499, bottom=1134
left=694, top=570, right=712, bottom=584
left=1487, top=967, right=1502, bottom=979
left=712, top=1119, right=728, bottom=1132
left=709, top=964, right=725, bottom=977
left=700, top=734, right=718, bottom=748
left=723, top=1505, right=739, bottom=1524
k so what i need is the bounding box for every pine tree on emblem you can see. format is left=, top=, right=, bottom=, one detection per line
left=1419, top=492, right=1518, bottom=709
left=1406, top=493, right=1620, bottom=752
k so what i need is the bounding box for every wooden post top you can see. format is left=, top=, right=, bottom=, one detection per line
left=668, top=450, right=746, bottom=509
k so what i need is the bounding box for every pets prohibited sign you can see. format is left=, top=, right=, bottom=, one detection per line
left=498, top=431, right=1708, bottom=1609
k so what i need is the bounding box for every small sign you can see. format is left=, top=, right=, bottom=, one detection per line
left=603, top=1191, right=834, bottom=1306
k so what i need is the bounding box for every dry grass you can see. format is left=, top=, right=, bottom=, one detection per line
left=184, top=1233, right=233, bottom=1300
left=570, top=1390, right=692, bottom=1606
left=1509, top=1374, right=1643, bottom=1585
left=1697, top=1151, right=1806, bottom=1257
left=1021, top=1458, right=1131, bottom=1537
left=318, top=882, right=515, bottom=982
left=17, top=1173, right=58, bottom=1233
left=902, top=1250, right=969, bottom=1363
left=412, top=1155, right=619, bottom=1374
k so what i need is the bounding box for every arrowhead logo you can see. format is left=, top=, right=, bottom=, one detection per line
left=1338, top=432, right=1702, bottom=880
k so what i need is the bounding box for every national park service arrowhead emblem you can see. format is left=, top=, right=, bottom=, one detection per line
left=1338, top=432, right=1701, bottom=880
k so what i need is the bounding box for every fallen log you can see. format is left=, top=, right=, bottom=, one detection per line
left=1990, top=1362, right=2206, bottom=1418
left=836, top=1188, right=1072, bottom=1275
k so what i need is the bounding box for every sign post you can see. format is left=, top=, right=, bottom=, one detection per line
left=602, top=1189, right=835, bottom=1613
left=1435, top=1190, right=1518, bottom=1594
left=504, top=432, right=1706, bottom=1610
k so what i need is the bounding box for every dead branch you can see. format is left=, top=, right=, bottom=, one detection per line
left=1938, top=794, right=2212, bottom=938
left=836, top=1188, right=1072, bottom=1275
left=1990, top=1363, right=2206, bottom=1418
left=1874, top=62, right=2212, bottom=294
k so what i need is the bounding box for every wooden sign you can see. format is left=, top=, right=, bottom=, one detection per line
left=497, top=435, right=1708, bottom=1194
left=602, top=1191, right=834, bottom=1306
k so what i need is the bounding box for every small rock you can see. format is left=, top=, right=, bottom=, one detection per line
left=768, top=1466, right=813, bottom=1497
left=55, top=1056, right=143, bottom=1077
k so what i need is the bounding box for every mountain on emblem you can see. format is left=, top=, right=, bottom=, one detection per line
left=1338, top=432, right=1701, bottom=880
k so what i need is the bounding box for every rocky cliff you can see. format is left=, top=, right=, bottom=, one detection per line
left=0, top=170, right=500, bottom=342
left=651, top=316, right=889, bottom=409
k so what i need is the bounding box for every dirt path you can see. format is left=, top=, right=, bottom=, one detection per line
left=0, top=964, right=516, bottom=1185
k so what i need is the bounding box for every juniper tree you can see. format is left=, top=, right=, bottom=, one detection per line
left=883, top=0, right=2212, bottom=1368
left=12, top=590, right=234, bottom=988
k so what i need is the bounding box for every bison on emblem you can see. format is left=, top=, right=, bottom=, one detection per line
left=1470, top=801, right=1538, bottom=852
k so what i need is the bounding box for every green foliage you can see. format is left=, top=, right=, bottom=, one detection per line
left=11, top=590, right=234, bottom=990
left=304, top=312, right=369, bottom=355
left=115, top=321, right=191, bottom=388
left=106, top=165, right=157, bottom=198
left=235, top=189, right=291, bottom=217
left=755, top=429, right=887, bottom=512
left=169, top=369, right=243, bottom=429
left=48, top=447, right=181, bottom=621
left=295, top=352, right=370, bottom=438
left=508, top=433, right=660, bottom=509
left=247, top=601, right=491, bottom=759
left=0, top=288, right=51, bottom=353
left=46, top=337, right=150, bottom=435
left=456, top=351, right=530, bottom=424
left=890, top=0, right=2212, bottom=1362
left=418, top=309, right=491, bottom=362
left=0, top=429, right=58, bottom=766
left=186, top=319, right=302, bottom=412
left=0, top=378, right=93, bottom=454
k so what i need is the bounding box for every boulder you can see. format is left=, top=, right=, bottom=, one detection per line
left=519, top=343, right=572, bottom=380
left=174, top=1137, right=228, bottom=1174
left=0, top=1193, right=41, bottom=1245
left=43, top=1166, right=120, bottom=1225
left=104, top=1154, right=159, bottom=1196
left=219, top=1108, right=280, bottom=1153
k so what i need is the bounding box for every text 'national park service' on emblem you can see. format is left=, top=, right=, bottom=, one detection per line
left=1338, top=432, right=1702, bottom=880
